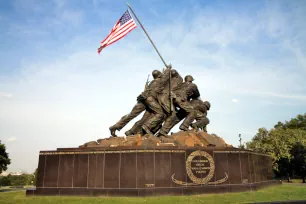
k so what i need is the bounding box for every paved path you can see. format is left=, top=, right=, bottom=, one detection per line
left=0, top=188, right=26, bottom=193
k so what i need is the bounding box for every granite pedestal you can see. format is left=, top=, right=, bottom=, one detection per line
left=26, top=146, right=280, bottom=196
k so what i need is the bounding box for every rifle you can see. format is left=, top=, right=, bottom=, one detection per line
left=144, top=74, right=150, bottom=91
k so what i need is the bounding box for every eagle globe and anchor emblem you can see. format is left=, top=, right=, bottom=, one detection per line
left=172, top=150, right=229, bottom=185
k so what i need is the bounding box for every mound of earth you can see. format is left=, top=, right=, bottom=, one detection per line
left=79, top=130, right=231, bottom=148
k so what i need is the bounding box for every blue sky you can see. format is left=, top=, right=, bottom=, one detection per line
left=0, top=0, right=306, bottom=173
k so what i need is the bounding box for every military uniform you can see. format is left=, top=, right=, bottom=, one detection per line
left=109, top=69, right=170, bottom=136
left=158, top=70, right=183, bottom=114
left=138, top=69, right=170, bottom=133
left=173, top=79, right=200, bottom=130
left=158, top=76, right=201, bottom=136
left=158, top=99, right=210, bottom=136
left=190, top=100, right=210, bottom=131
left=126, top=69, right=182, bottom=135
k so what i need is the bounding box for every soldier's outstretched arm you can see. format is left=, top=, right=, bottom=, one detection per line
left=192, top=84, right=201, bottom=99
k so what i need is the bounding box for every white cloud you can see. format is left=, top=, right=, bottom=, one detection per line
left=7, top=137, right=17, bottom=142
left=0, top=92, right=13, bottom=99
left=232, top=98, right=240, bottom=103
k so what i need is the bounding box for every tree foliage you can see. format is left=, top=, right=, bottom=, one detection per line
left=0, top=173, right=35, bottom=187
left=246, top=113, right=306, bottom=182
left=290, top=142, right=306, bottom=183
left=274, top=113, right=306, bottom=130
left=0, top=140, right=11, bottom=174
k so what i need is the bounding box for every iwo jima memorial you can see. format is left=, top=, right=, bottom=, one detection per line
left=27, top=4, right=280, bottom=197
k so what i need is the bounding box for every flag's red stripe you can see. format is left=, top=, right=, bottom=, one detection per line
left=104, top=20, right=134, bottom=43
left=101, top=22, right=120, bottom=45
left=102, top=22, right=136, bottom=47
left=107, top=22, right=137, bottom=44
left=100, top=22, right=131, bottom=46
left=97, top=10, right=137, bottom=52
left=112, top=20, right=135, bottom=36
left=107, top=24, right=137, bottom=45
left=100, top=25, right=137, bottom=50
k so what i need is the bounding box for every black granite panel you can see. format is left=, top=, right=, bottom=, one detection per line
left=248, top=153, right=255, bottom=184
left=240, top=152, right=250, bottom=186
left=227, top=152, right=241, bottom=184
left=58, top=154, right=74, bottom=187
left=118, top=189, right=139, bottom=197
left=171, top=150, right=186, bottom=187
left=137, top=189, right=155, bottom=197
left=250, top=153, right=258, bottom=183
left=252, top=154, right=259, bottom=182
left=36, top=155, right=46, bottom=187
left=40, top=188, right=59, bottom=195
left=73, top=154, right=88, bottom=187
left=104, top=153, right=120, bottom=188
left=213, top=152, right=230, bottom=186
left=44, top=155, right=59, bottom=187
left=88, top=154, right=97, bottom=188
left=266, top=157, right=274, bottom=180
left=92, top=189, right=108, bottom=196
left=154, top=151, right=171, bottom=187
left=120, top=152, right=137, bottom=188
left=136, top=152, right=155, bottom=188
left=95, top=153, right=105, bottom=188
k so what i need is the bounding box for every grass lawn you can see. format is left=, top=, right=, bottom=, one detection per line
left=1, top=184, right=306, bottom=204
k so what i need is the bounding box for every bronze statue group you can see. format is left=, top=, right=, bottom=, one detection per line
left=109, top=66, right=210, bottom=137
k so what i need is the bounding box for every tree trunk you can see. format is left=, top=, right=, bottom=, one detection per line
left=287, top=176, right=291, bottom=183
left=303, top=177, right=305, bottom=183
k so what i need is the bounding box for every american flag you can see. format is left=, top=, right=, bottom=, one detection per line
left=97, top=10, right=137, bottom=53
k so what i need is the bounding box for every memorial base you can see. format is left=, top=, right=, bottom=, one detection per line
left=27, top=146, right=281, bottom=197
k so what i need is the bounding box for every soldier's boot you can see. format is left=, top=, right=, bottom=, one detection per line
left=109, top=125, right=118, bottom=137
left=156, top=130, right=167, bottom=137
left=125, top=130, right=134, bottom=136
left=191, top=123, right=199, bottom=131
left=142, top=125, right=153, bottom=135
left=179, top=124, right=189, bottom=131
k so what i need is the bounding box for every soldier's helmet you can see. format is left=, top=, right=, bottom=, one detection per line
left=185, top=75, right=194, bottom=82
left=171, top=69, right=179, bottom=77
left=204, top=101, right=211, bottom=110
left=152, top=70, right=162, bottom=79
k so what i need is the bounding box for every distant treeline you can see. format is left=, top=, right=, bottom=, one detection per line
left=0, top=169, right=37, bottom=187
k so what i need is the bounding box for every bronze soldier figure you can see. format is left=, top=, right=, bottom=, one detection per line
left=125, top=69, right=182, bottom=136
left=109, top=68, right=170, bottom=136
left=157, top=75, right=200, bottom=136
left=158, top=69, right=183, bottom=114
left=156, top=99, right=210, bottom=136
left=137, top=68, right=171, bottom=134
left=190, top=100, right=210, bottom=131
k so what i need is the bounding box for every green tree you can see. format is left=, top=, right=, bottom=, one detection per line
left=0, top=140, right=11, bottom=174
left=274, top=113, right=306, bottom=130
left=291, top=142, right=306, bottom=183
left=0, top=176, right=11, bottom=186
left=274, top=157, right=292, bottom=182
left=246, top=127, right=306, bottom=181
left=9, top=174, right=28, bottom=186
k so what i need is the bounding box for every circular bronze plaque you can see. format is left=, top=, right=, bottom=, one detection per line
left=186, top=150, right=215, bottom=184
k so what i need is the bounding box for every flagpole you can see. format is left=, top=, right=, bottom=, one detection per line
left=127, top=3, right=167, bottom=68
left=127, top=3, right=173, bottom=114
